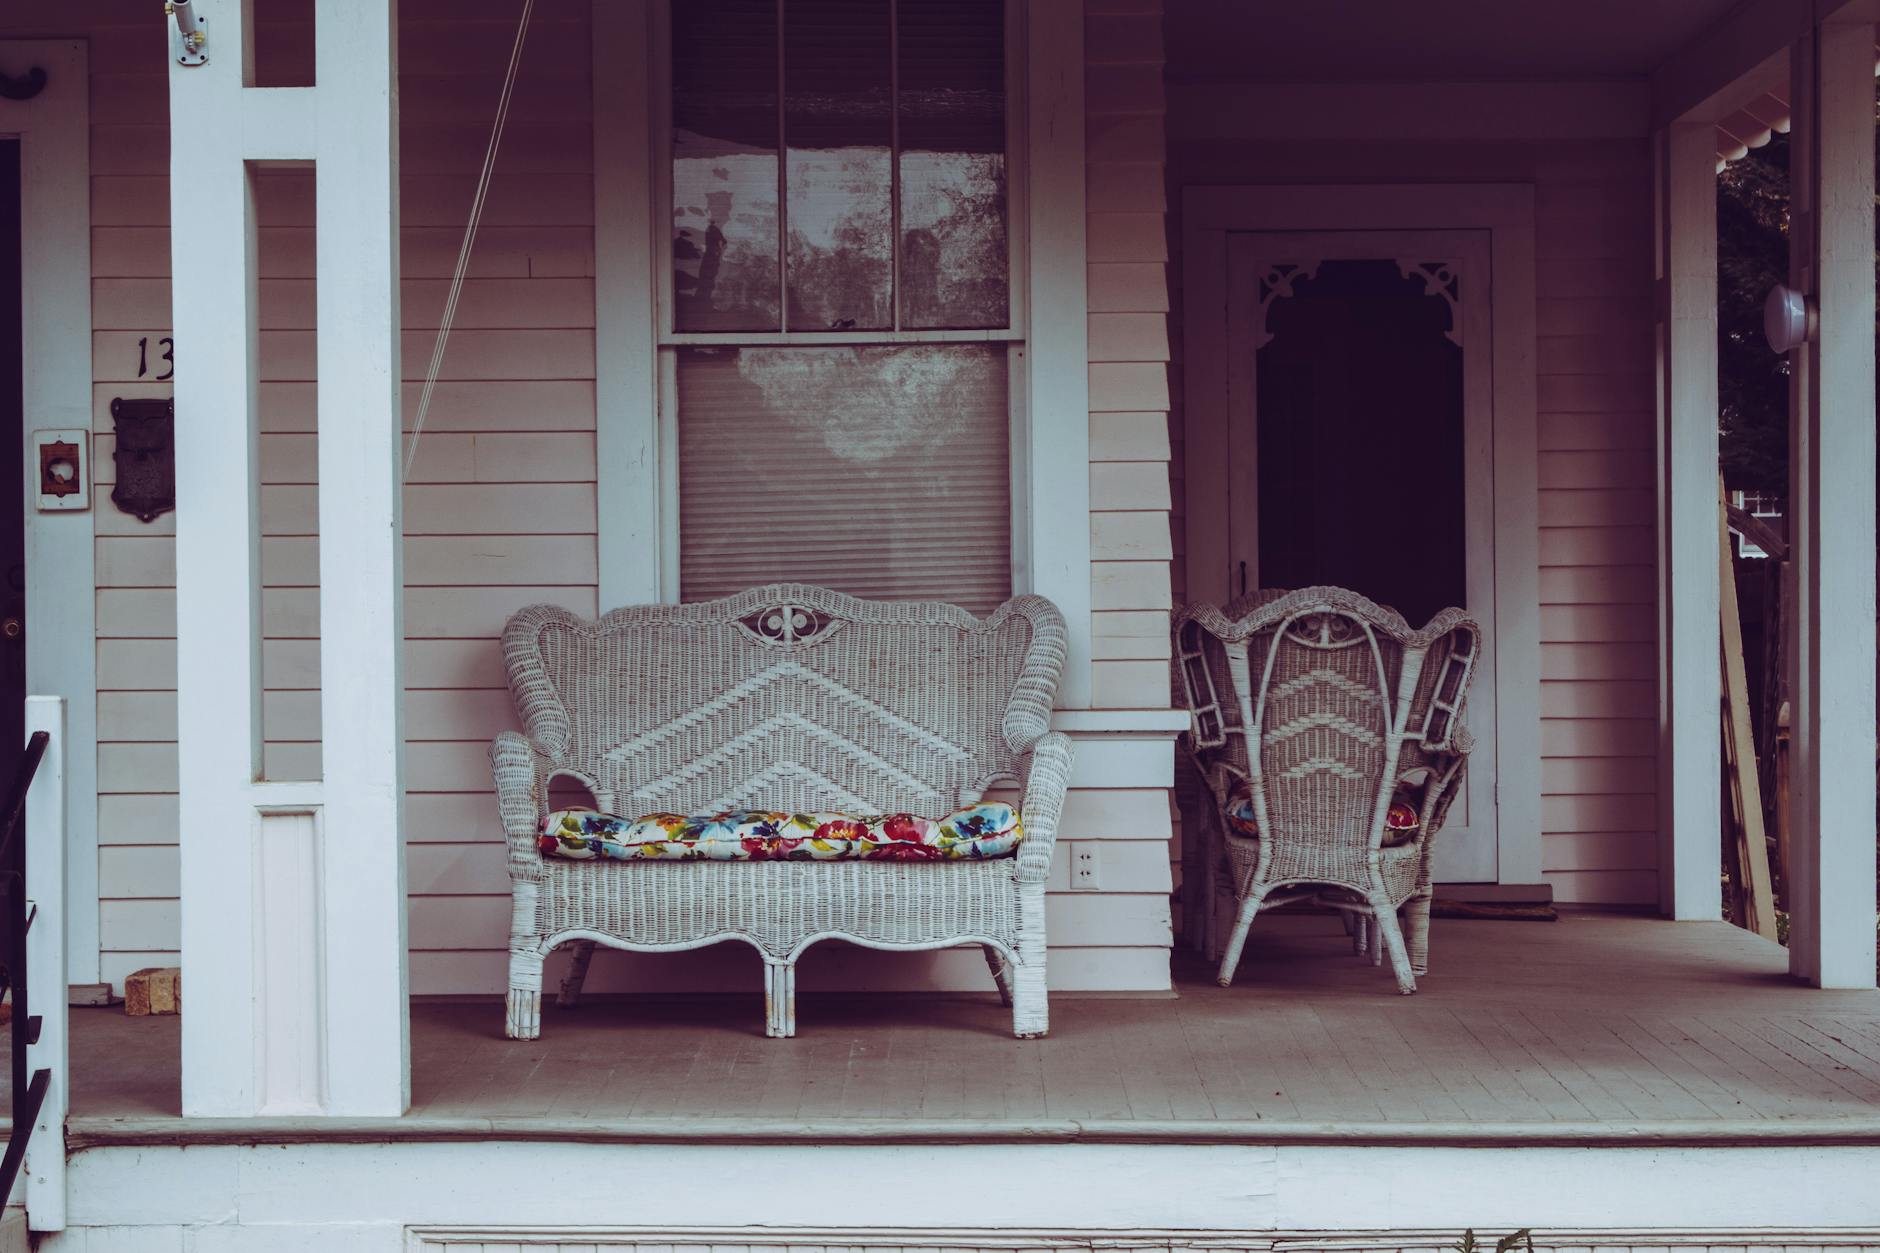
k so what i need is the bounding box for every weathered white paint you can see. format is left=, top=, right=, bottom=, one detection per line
left=592, top=0, right=660, bottom=609
left=254, top=808, right=322, bottom=1114
left=23, top=696, right=66, bottom=1232
left=50, top=1140, right=1880, bottom=1236
left=1181, top=184, right=1543, bottom=890
left=1653, top=120, right=1724, bottom=923
left=2, top=39, right=99, bottom=989
left=310, top=0, right=409, bottom=1114
left=167, top=0, right=271, bottom=1118
left=1024, top=1, right=1093, bottom=709
left=169, top=0, right=409, bottom=1115
left=1785, top=14, right=1878, bottom=988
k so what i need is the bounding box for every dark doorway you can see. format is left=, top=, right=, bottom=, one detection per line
left=1, top=141, right=24, bottom=766
left=1253, top=258, right=1467, bottom=626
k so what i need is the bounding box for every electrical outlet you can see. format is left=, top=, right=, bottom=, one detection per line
left=1071, top=842, right=1100, bottom=891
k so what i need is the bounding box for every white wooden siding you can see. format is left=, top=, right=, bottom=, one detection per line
left=23, top=0, right=1181, bottom=993
left=1166, top=124, right=1659, bottom=905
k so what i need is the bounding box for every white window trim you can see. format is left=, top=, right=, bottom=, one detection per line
left=2, top=39, right=100, bottom=988
left=593, top=0, right=1091, bottom=706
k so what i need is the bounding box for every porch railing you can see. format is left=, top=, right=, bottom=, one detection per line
left=0, top=727, right=50, bottom=1203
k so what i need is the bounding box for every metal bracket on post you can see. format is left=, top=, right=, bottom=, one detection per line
left=165, top=1, right=207, bottom=67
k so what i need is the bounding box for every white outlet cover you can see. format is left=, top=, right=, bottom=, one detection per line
left=1071, top=843, right=1100, bottom=890
left=31, top=428, right=90, bottom=511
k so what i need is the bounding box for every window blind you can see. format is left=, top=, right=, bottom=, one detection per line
left=677, top=344, right=1013, bottom=614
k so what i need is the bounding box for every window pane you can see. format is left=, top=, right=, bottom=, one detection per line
left=898, top=0, right=1008, bottom=329
left=679, top=345, right=1011, bottom=613
left=672, top=0, right=781, bottom=331
left=784, top=0, right=894, bottom=331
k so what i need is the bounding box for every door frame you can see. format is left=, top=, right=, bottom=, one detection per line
left=1224, top=229, right=1500, bottom=881
left=1, top=40, right=98, bottom=981
left=1182, top=183, right=1542, bottom=888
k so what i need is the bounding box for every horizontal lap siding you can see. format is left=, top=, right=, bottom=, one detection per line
left=58, top=2, right=1182, bottom=993
left=1165, top=130, right=1659, bottom=906
left=85, top=5, right=604, bottom=990
left=1084, top=0, right=1179, bottom=983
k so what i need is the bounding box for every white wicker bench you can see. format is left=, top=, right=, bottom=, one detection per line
left=490, top=583, right=1072, bottom=1040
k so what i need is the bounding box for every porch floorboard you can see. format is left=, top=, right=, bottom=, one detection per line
left=35, top=914, right=1880, bottom=1146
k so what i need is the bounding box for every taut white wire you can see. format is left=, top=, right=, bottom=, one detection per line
left=403, top=0, right=537, bottom=479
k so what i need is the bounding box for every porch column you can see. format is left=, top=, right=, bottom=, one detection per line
left=168, top=0, right=409, bottom=1116
left=1653, top=121, right=1724, bottom=922
left=1785, top=15, right=1877, bottom=988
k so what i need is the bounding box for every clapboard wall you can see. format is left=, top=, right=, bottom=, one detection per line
left=1165, top=99, right=1660, bottom=905
left=4, top=0, right=1181, bottom=993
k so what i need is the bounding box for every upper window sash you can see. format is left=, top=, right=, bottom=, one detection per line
left=652, top=0, right=1027, bottom=345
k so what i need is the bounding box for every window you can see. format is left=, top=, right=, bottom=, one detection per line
left=661, top=0, right=1019, bottom=614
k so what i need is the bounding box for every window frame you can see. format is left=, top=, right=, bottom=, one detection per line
left=594, top=0, right=1091, bottom=706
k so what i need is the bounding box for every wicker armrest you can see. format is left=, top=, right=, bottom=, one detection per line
left=490, top=730, right=551, bottom=880
left=1016, top=731, right=1074, bottom=885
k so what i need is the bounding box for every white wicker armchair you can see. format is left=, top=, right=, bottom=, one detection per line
left=1174, top=586, right=1481, bottom=994
left=490, top=583, right=1072, bottom=1040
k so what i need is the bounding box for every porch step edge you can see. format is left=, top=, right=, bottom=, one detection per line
left=62, top=1115, right=1880, bottom=1151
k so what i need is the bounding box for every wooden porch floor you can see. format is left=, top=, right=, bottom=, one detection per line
left=37, top=914, right=1880, bottom=1144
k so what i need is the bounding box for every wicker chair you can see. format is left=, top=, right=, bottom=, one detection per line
left=490, top=583, right=1072, bottom=1040
left=1173, top=586, right=1481, bottom=994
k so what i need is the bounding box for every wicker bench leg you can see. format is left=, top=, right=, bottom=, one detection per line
left=557, top=940, right=597, bottom=1008
left=982, top=945, right=1015, bottom=1007
left=506, top=949, right=545, bottom=1040
left=764, top=961, right=797, bottom=1038
left=1403, top=891, right=1433, bottom=976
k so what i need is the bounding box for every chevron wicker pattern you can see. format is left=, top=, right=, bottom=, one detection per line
left=491, top=584, right=1071, bottom=1039
left=1174, top=585, right=1481, bottom=995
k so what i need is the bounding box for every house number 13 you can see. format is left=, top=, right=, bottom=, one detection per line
left=136, top=336, right=175, bottom=382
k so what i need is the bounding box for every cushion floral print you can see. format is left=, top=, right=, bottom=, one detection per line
left=1223, top=783, right=1421, bottom=846
left=539, top=801, right=1023, bottom=863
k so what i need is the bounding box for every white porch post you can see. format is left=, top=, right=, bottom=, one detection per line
left=1653, top=121, right=1724, bottom=922
left=168, top=0, right=409, bottom=1116
left=1785, top=16, right=1878, bottom=988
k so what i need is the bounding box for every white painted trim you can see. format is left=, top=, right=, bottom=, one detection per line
left=1653, top=122, right=1725, bottom=922
left=593, top=0, right=661, bottom=609
left=168, top=0, right=269, bottom=1118
left=1051, top=709, right=1189, bottom=734
left=55, top=1140, right=1880, bottom=1233
left=1786, top=16, right=1878, bottom=988
left=311, top=0, right=410, bottom=1113
left=1179, top=183, right=1543, bottom=889
left=1023, top=0, right=1091, bottom=708
left=23, top=695, right=65, bottom=1232
left=2, top=39, right=99, bottom=988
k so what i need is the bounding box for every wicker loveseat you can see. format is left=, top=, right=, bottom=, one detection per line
left=1174, top=586, right=1481, bottom=994
left=490, top=583, right=1072, bottom=1040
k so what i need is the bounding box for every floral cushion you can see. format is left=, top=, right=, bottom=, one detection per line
left=538, top=802, right=1023, bottom=863
left=1223, top=783, right=1421, bottom=846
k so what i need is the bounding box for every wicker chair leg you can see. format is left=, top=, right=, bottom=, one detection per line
left=1351, top=912, right=1369, bottom=955
left=982, top=945, right=1015, bottom=1007
left=1404, top=892, right=1433, bottom=976
left=764, top=961, right=797, bottom=1038
left=506, top=949, right=545, bottom=1040
left=557, top=940, right=598, bottom=1009
left=1369, top=897, right=1418, bottom=994
left=1371, top=920, right=1385, bottom=966
left=1337, top=909, right=1356, bottom=937
left=1010, top=885, right=1049, bottom=1038
left=1216, top=894, right=1264, bottom=987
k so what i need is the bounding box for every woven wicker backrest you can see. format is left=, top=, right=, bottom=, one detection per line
left=502, top=584, right=1067, bottom=816
left=1175, top=586, right=1481, bottom=848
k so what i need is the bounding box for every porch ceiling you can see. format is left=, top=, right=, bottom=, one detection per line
left=1165, top=0, right=1750, bottom=82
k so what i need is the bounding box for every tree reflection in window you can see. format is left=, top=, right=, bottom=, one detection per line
left=670, top=0, right=1008, bottom=333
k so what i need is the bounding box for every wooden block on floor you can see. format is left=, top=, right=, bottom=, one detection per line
left=124, top=966, right=181, bottom=1016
